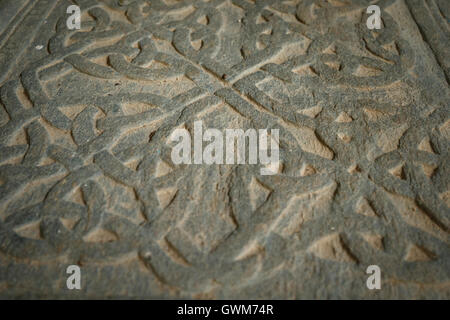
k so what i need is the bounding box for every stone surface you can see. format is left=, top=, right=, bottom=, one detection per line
left=0, top=0, right=449, bottom=299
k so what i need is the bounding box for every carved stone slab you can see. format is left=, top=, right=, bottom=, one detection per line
left=0, top=0, right=448, bottom=299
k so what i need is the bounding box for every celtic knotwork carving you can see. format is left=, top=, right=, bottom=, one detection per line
left=0, top=0, right=448, bottom=298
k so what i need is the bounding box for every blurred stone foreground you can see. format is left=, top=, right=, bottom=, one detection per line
left=0, top=0, right=448, bottom=299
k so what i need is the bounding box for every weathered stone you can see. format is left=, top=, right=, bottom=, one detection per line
left=0, top=0, right=448, bottom=299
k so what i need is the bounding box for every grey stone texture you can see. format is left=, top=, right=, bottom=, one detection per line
left=0, top=0, right=449, bottom=299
